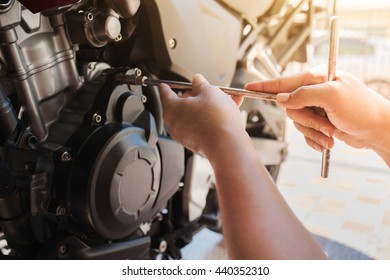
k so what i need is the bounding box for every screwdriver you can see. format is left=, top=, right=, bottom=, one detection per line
left=321, top=16, right=340, bottom=178
left=115, top=73, right=277, bottom=102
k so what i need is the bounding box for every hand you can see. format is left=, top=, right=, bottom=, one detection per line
left=159, top=74, right=245, bottom=158
left=245, top=67, right=390, bottom=154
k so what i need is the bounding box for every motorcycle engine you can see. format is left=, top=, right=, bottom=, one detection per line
left=0, top=0, right=185, bottom=259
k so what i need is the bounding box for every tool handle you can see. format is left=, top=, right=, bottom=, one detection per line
left=321, top=16, right=340, bottom=178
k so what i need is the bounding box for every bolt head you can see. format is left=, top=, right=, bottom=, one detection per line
left=168, top=38, right=177, bottom=49
left=61, top=152, right=71, bottom=162
left=92, top=113, right=103, bottom=124
left=58, top=245, right=67, bottom=255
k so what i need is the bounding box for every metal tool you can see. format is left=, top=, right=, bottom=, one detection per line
left=115, top=73, right=277, bottom=102
left=321, top=16, right=340, bottom=178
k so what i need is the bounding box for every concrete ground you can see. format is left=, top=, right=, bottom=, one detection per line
left=182, top=119, right=390, bottom=260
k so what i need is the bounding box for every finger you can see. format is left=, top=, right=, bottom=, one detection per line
left=192, top=74, right=210, bottom=95
left=305, top=137, right=325, bottom=152
left=276, top=81, right=338, bottom=110
left=294, top=122, right=334, bottom=150
left=286, top=108, right=335, bottom=137
left=159, top=83, right=179, bottom=124
left=244, top=69, right=327, bottom=93
left=232, top=96, right=244, bottom=107
left=180, top=90, right=195, bottom=98
left=159, top=83, right=179, bottom=103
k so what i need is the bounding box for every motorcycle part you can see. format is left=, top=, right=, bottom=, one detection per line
left=66, top=9, right=121, bottom=47
left=0, top=85, right=18, bottom=144
left=321, top=16, right=339, bottom=178
left=115, top=73, right=277, bottom=101
left=105, top=0, right=141, bottom=18
left=17, top=0, right=78, bottom=13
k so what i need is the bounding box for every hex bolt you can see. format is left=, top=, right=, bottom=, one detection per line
left=168, top=38, right=177, bottom=49
left=92, top=113, right=102, bottom=124
left=61, top=152, right=72, bottom=162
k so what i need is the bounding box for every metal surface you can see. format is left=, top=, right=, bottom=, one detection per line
left=115, top=73, right=277, bottom=101
left=153, top=0, right=241, bottom=86
left=321, top=16, right=339, bottom=178
left=0, top=9, right=81, bottom=141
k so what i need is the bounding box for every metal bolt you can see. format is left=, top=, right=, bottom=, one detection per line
left=56, top=206, right=66, bottom=216
left=85, top=12, right=94, bottom=21
left=141, top=95, right=147, bottom=103
left=168, top=38, right=177, bottom=49
left=152, top=239, right=168, bottom=253
left=115, top=33, right=122, bottom=42
left=135, top=68, right=142, bottom=77
left=61, top=152, right=72, bottom=162
left=158, top=240, right=168, bottom=253
left=92, top=113, right=103, bottom=124
left=23, top=135, right=37, bottom=148
left=58, top=245, right=67, bottom=255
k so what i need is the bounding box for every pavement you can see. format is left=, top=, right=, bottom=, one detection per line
left=182, top=119, right=390, bottom=260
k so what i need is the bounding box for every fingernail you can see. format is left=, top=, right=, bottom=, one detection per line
left=277, top=93, right=290, bottom=102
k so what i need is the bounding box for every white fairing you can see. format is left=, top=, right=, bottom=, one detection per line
left=155, top=0, right=241, bottom=86
left=220, top=0, right=274, bottom=19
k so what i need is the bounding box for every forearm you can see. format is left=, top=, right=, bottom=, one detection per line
left=206, top=132, right=327, bottom=259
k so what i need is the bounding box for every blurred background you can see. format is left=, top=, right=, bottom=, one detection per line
left=182, top=0, right=390, bottom=260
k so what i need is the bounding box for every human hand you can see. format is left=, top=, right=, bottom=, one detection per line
left=159, top=74, right=246, bottom=158
left=245, top=67, right=390, bottom=153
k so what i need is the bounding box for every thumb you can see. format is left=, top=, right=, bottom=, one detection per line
left=192, top=74, right=211, bottom=94
left=192, top=74, right=210, bottom=86
left=159, top=83, right=178, bottom=107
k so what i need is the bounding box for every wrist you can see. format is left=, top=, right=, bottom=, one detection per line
left=204, top=127, right=254, bottom=168
left=371, top=101, right=390, bottom=166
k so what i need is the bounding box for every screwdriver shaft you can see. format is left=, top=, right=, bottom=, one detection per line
left=321, top=16, right=340, bottom=178
left=115, top=74, right=277, bottom=102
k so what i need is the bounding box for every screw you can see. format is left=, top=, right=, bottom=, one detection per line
left=115, top=33, right=122, bottom=42
left=56, top=206, right=66, bottom=216
left=61, top=152, right=71, bottom=162
left=135, top=68, right=142, bottom=77
left=85, top=12, right=94, bottom=21
left=153, top=239, right=167, bottom=253
left=92, top=113, right=103, bottom=124
left=58, top=245, right=67, bottom=255
left=141, top=95, right=147, bottom=103
left=168, top=38, right=177, bottom=49
left=23, top=134, right=37, bottom=148
left=158, top=240, right=168, bottom=253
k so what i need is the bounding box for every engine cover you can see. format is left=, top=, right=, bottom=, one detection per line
left=69, top=122, right=161, bottom=240
left=44, top=70, right=185, bottom=242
